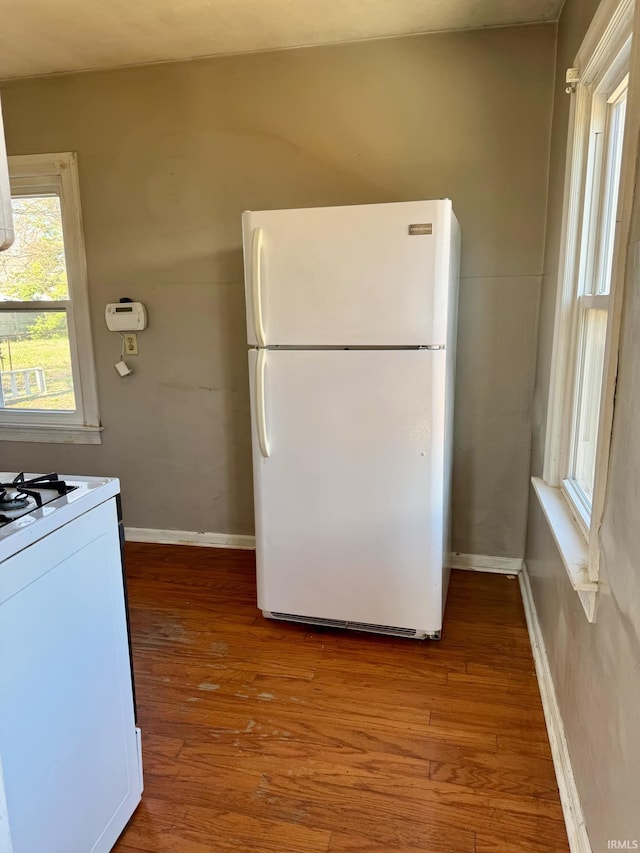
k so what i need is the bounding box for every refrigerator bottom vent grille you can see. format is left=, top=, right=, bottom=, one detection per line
left=270, top=612, right=420, bottom=639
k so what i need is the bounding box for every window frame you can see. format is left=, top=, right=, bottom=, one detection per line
left=562, top=69, right=628, bottom=537
left=539, top=0, right=637, bottom=616
left=0, top=153, right=101, bottom=444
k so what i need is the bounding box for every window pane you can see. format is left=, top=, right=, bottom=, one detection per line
left=0, top=311, right=76, bottom=411
left=572, top=308, right=607, bottom=502
left=582, top=129, right=605, bottom=296
left=0, top=195, right=70, bottom=301
left=598, top=93, right=627, bottom=295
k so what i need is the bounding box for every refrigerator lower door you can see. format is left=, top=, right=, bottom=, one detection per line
left=249, top=348, right=447, bottom=637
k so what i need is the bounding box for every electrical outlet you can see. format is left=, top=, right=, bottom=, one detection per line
left=124, top=333, right=138, bottom=355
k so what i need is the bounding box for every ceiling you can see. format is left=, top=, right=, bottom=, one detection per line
left=0, top=0, right=563, bottom=81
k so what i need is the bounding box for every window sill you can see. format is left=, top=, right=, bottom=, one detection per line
left=531, top=477, right=597, bottom=622
left=0, top=423, right=103, bottom=445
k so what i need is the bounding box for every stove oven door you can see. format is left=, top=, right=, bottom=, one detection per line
left=0, top=497, right=143, bottom=853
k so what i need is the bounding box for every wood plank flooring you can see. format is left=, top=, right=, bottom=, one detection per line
left=113, top=544, right=569, bottom=853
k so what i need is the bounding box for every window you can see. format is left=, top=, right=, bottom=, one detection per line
left=537, top=0, right=635, bottom=618
left=0, top=153, right=100, bottom=443
left=562, top=66, right=629, bottom=531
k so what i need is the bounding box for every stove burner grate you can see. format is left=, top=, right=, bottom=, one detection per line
left=0, top=473, right=78, bottom=519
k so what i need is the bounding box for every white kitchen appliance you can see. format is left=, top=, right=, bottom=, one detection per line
left=0, top=473, right=143, bottom=853
left=0, top=97, right=15, bottom=252
left=242, top=199, right=460, bottom=639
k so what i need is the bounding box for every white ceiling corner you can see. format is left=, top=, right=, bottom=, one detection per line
left=0, top=0, right=564, bottom=80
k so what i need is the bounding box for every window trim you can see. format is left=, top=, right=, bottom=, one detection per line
left=540, top=0, right=637, bottom=616
left=0, top=153, right=101, bottom=444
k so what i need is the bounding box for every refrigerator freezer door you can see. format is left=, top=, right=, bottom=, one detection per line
left=243, top=200, right=453, bottom=347
left=249, top=348, right=447, bottom=634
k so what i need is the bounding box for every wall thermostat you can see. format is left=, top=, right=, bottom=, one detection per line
left=105, top=301, right=147, bottom=332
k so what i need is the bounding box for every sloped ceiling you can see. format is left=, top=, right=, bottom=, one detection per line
left=0, top=0, right=563, bottom=80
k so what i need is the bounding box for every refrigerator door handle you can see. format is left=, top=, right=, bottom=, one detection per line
left=256, top=348, right=270, bottom=457
left=251, top=228, right=266, bottom=346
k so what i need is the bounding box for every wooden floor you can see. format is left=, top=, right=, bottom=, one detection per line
left=114, top=544, right=569, bottom=853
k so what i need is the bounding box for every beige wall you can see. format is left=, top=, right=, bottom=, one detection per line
left=0, top=25, right=555, bottom=554
left=527, top=0, right=640, bottom=848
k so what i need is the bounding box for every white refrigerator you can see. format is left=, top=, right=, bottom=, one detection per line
left=242, top=199, right=460, bottom=639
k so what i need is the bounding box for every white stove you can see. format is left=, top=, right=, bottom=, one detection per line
left=0, top=471, right=142, bottom=853
left=0, top=472, right=120, bottom=563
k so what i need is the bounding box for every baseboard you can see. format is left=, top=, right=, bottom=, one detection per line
left=122, top=538, right=523, bottom=569
left=124, top=527, right=256, bottom=550
left=519, top=563, right=591, bottom=853
left=450, top=553, right=523, bottom=574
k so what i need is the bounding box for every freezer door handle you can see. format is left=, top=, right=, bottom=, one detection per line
left=251, top=228, right=266, bottom=346
left=256, top=348, right=270, bottom=457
